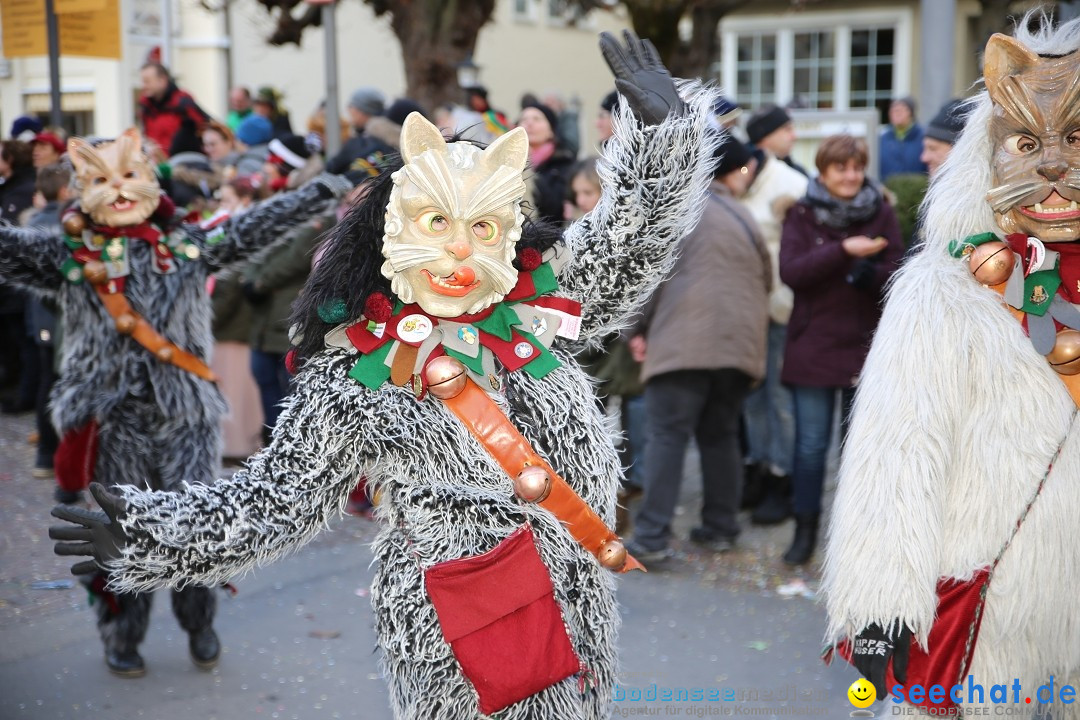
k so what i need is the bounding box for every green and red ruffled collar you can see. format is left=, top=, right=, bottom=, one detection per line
left=322, top=258, right=581, bottom=399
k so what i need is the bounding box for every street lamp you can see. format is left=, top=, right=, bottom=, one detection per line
left=457, top=55, right=481, bottom=88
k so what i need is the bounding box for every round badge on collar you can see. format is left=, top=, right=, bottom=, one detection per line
left=531, top=316, right=547, bottom=336
left=458, top=326, right=477, bottom=345
left=397, top=314, right=433, bottom=343
left=514, top=341, right=534, bottom=359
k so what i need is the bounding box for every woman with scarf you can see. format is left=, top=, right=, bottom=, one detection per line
left=778, top=134, right=902, bottom=566
left=519, top=102, right=576, bottom=225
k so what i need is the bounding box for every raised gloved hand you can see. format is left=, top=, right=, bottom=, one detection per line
left=852, top=621, right=911, bottom=701
left=50, top=483, right=130, bottom=576
left=599, top=30, right=687, bottom=125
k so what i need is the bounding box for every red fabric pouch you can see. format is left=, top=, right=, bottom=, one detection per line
left=54, top=420, right=99, bottom=492
left=836, top=569, right=991, bottom=713
left=423, top=524, right=581, bottom=715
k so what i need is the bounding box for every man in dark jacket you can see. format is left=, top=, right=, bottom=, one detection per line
left=138, top=62, right=210, bottom=157
left=326, top=87, right=393, bottom=177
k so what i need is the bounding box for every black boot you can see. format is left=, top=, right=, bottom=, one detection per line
left=740, top=462, right=767, bottom=510
left=782, top=512, right=820, bottom=566
left=105, top=647, right=146, bottom=677
left=751, top=471, right=792, bottom=525
left=189, top=627, right=221, bottom=670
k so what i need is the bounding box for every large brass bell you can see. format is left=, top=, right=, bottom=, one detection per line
left=1048, top=329, right=1080, bottom=375
left=82, top=260, right=108, bottom=286
left=968, top=241, right=1015, bottom=286
left=597, top=539, right=628, bottom=570
left=62, top=212, right=86, bottom=236
left=513, top=465, right=552, bottom=503
left=423, top=356, right=467, bottom=399
left=114, top=313, right=137, bottom=334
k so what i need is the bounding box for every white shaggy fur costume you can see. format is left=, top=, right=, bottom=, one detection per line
left=823, top=18, right=1080, bottom=715
left=83, top=82, right=720, bottom=720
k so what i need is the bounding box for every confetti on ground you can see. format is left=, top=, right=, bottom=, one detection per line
left=776, top=579, right=816, bottom=599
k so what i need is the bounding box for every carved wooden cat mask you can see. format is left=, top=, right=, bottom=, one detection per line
left=985, top=33, right=1080, bottom=242
left=68, top=128, right=160, bottom=227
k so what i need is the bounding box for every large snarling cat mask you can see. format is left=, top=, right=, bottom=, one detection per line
left=985, top=34, right=1080, bottom=242
left=68, top=128, right=161, bottom=227
left=381, top=113, right=529, bottom=317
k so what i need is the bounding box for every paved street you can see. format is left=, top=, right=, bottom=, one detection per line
left=0, top=409, right=860, bottom=720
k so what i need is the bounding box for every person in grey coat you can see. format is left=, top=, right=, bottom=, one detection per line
left=625, top=133, right=771, bottom=561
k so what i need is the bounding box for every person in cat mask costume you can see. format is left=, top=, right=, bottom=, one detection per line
left=823, top=14, right=1080, bottom=717
left=49, top=33, right=719, bottom=719
left=0, top=128, right=352, bottom=676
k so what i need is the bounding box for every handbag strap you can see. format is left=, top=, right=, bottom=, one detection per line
left=959, top=407, right=1078, bottom=681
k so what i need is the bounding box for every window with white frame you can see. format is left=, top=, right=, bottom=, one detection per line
left=720, top=9, right=911, bottom=117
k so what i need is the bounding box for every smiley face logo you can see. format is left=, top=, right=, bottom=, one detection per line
left=848, top=678, right=876, bottom=709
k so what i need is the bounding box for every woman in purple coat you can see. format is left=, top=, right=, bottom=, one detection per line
left=778, top=134, right=903, bottom=566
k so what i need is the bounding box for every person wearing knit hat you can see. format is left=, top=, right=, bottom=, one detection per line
left=624, top=128, right=769, bottom=561
left=31, top=132, right=65, bottom=168
left=920, top=98, right=967, bottom=178
left=265, top=135, right=312, bottom=192
left=253, top=86, right=294, bottom=141
left=879, top=95, right=927, bottom=181
left=11, top=115, right=43, bottom=142
left=519, top=101, right=576, bottom=223
left=347, top=87, right=386, bottom=133
left=235, top=114, right=273, bottom=148
left=746, top=104, right=806, bottom=176
left=713, top=96, right=742, bottom=129
left=597, top=90, right=619, bottom=144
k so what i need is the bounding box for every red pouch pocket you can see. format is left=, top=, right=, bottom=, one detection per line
left=835, top=569, right=991, bottom=712
left=54, top=420, right=99, bottom=492
left=423, top=524, right=581, bottom=715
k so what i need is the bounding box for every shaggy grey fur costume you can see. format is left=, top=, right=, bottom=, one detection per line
left=85, top=82, right=719, bottom=719
left=0, top=173, right=351, bottom=653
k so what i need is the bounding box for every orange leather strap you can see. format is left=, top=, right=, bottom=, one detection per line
left=94, top=286, right=218, bottom=383
left=990, top=281, right=1080, bottom=407
left=441, top=376, right=643, bottom=573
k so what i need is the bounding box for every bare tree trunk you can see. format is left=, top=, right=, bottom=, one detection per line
left=374, top=0, right=497, bottom=112
left=622, top=0, right=693, bottom=64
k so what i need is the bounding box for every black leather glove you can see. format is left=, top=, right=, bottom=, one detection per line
left=852, top=621, right=911, bottom=701
left=846, top=258, right=877, bottom=291
left=599, top=30, right=687, bottom=125
left=242, top=280, right=270, bottom=304
left=50, top=483, right=130, bottom=576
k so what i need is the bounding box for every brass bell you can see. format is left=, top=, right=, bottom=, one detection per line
left=513, top=465, right=552, bottom=503
left=968, top=241, right=1015, bottom=286
left=1047, top=329, right=1080, bottom=375
left=156, top=346, right=175, bottom=362
left=62, top=212, right=86, bottom=236
left=423, top=356, right=467, bottom=399
left=114, top=313, right=137, bottom=334
left=82, top=260, right=108, bottom=286
left=597, top=539, right=628, bottom=571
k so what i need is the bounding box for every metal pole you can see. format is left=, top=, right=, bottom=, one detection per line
left=162, top=0, right=173, bottom=68
left=322, top=1, right=341, bottom=159
left=45, top=0, right=63, bottom=129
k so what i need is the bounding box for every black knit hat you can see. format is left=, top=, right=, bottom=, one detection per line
left=600, top=90, right=618, bottom=113
left=522, top=102, right=559, bottom=134
left=746, top=105, right=792, bottom=145
left=713, top=133, right=754, bottom=177
left=925, top=99, right=966, bottom=145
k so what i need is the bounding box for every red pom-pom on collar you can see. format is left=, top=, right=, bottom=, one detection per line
left=364, top=292, right=393, bottom=323
left=517, top=247, right=542, bottom=271
left=284, top=348, right=300, bottom=375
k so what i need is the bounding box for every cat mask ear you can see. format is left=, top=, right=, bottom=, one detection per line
left=482, top=127, right=528, bottom=173
left=400, top=113, right=448, bottom=164
left=984, top=33, right=1040, bottom=100
left=67, top=137, right=92, bottom=174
